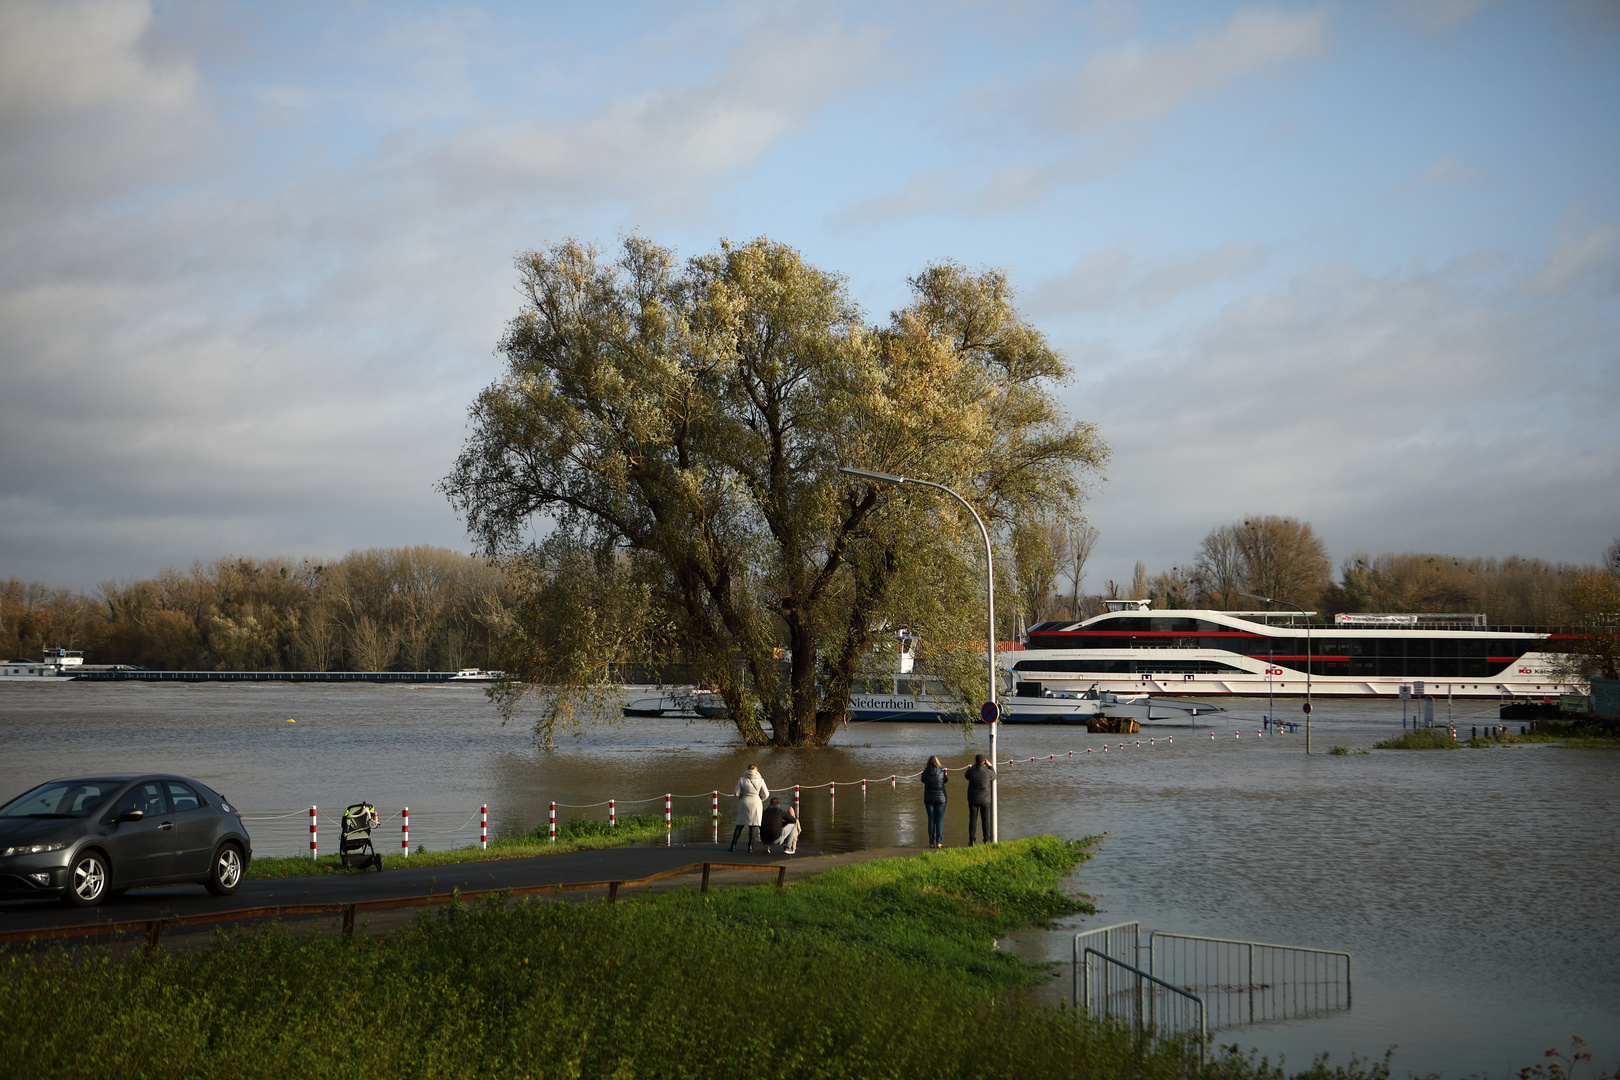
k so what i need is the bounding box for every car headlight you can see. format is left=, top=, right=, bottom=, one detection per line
left=2, top=842, right=69, bottom=857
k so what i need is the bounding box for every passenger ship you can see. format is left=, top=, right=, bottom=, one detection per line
left=1011, top=600, right=1577, bottom=699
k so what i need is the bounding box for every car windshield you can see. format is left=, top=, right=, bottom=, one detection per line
left=0, top=779, right=125, bottom=819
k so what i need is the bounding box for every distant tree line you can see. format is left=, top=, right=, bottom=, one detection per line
left=1, top=547, right=513, bottom=672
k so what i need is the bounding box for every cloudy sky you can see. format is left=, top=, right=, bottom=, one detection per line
left=2, top=0, right=1617, bottom=594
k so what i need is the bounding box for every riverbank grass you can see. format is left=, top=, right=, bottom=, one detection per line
left=246, top=813, right=692, bottom=879
left=1374, top=729, right=1458, bottom=750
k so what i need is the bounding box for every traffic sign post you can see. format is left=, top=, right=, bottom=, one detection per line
left=981, top=701, right=999, bottom=725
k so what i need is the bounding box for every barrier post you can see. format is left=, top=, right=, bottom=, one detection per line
left=309, top=805, right=317, bottom=859
left=794, top=784, right=800, bottom=816
left=610, top=799, right=616, bottom=828
left=664, top=793, right=671, bottom=830
left=480, top=804, right=488, bottom=850
left=549, top=801, right=556, bottom=843
left=861, top=778, right=867, bottom=794
left=711, top=791, right=718, bottom=824
left=891, top=774, right=896, bottom=789
left=829, top=781, right=835, bottom=803
left=402, top=807, right=410, bottom=856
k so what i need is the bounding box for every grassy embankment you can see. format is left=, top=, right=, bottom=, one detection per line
left=247, top=814, right=693, bottom=880
left=1375, top=726, right=1620, bottom=751
left=0, top=836, right=1401, bottom=1079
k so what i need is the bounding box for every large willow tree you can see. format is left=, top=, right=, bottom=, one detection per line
left=444, top=236, right=1107, bottom=747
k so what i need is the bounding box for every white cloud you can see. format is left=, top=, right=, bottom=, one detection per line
left=1401, top=155, right=1480, bottom=194
left=1066, top=5, right=1328, bottom=128
left=0, top=0, right=208, bottom=217
left=1032, top=241, right=1266, bottom=315
left=1528, top=212, right=1618, bottom=292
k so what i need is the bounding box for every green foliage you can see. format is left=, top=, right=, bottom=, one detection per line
left=1327, top=746, right=1349, bottom=755
left=1374, top=729, right=1458, bottom=750
left=245, top=817, right=691, bottom=880
left=443, top=236, right=1108, bottom=746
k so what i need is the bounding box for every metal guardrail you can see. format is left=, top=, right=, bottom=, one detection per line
left=0, top=861, right=787, bottom=950
left=1078, top=947, right=1208, bottom=1051
left=1071, top=920, right=1141, bottom=1008
left=1149, top=931, right=1351, bottom=1029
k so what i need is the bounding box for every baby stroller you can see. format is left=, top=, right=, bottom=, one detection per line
left=340, top=802, right=384, bottom=871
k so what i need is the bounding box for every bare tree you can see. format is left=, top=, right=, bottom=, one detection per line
left=1606, top=536, right=1620, bottom=578
left=1011, top=519, right=1068, bottom=627
left=1193, top=524, right=1245, bottom=608
left=1234, top=516, right=1331, bottom=609
left=1061, top=523, right=1099, bottom=619
left=1129, top=560, right=1147, bottom=600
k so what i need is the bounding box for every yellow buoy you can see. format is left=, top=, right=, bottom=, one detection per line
left=286, top=718, right=296, bottom=723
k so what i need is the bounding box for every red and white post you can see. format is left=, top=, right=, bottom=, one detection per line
left=401, top=807, right=410, bottom=856
left=609, top=799, right=616, bottom=828
left=794, top=784, right=800, bottom=816
left=861, top=778, right=867, bottom=794
left=548, top=801, right=556, bottom=842
left=309, top=805, right=317, bottom=859
left=664, top=793, right=671, bottom=830
left=480, top=804, right=488, bottom=850
left=711, top=791, right=718, bottom=824
left=829, top=781, right=835, bottom=803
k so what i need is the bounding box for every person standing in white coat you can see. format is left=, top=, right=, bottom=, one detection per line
left=729, top=764, right=770, bottom=852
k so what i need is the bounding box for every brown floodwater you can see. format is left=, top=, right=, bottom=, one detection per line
left=2, top=682, right=1615, bottom=1077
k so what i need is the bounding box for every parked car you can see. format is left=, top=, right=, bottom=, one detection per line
left=0, top=774, right=253, bottom=907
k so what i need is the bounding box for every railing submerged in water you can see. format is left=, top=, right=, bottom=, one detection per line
left=1072, top=921, right=1351, bottom=1052
left=1150, top=931, right=1351, bottom=1030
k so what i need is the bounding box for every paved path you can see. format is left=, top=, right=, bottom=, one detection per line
left=0, top=841, right=921, bottom=936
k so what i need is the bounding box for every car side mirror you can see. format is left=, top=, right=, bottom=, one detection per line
left=115, top=809, right=144, bottom=823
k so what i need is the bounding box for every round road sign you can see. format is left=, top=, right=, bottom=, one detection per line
left=981, top=701, right=999, bottom=724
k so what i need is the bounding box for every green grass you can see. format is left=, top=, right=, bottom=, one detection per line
left=1373, top=729, right=1458, bottom=750
left=246, top=814, right=692, bottom=880
left=0, top=837, right=1423, bottom=1079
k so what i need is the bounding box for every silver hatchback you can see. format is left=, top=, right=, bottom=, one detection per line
left=0, top=774, right=254, bottom=907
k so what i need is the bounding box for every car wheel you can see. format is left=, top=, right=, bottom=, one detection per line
left=64, top=851, right=110, bottom=908
left=205, top=842, right=243, bottom=896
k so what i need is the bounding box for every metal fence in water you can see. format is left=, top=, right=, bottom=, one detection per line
left=1072, top=921, right=1350, bottom=1044
left=1149, top=932, right=1352, bottom=1029
left=1076, top=947, right=1209, bottom=1049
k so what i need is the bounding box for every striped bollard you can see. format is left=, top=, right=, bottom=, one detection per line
left=309, top=805, right=317, bottom=859
left=890, top=774, right=896, bottom=789
left=610, top=799, right=616, bottom=828
left=401, top=807, right=410, bottom=856
left=794, top=784, right=800, bottom=816
left=711, top=791, right=718, bottom=824
left=861, top=778, right=867, bottom=794
left=1167, top=735, right=1173, bottom=743
left=664, top=793, right=671, bottom=830
left=829, top=781, right=835, bottom=803
left=549, top=801, right=556, bottom=843
left=480, top=804, right=488, bottom=849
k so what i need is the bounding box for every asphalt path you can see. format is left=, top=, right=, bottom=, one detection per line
left=0, top=840, right=819, bottom=935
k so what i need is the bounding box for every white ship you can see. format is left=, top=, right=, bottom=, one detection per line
left=0, top=648, right=84, bottom=682
left=1012, top=599, right=1579, bottom=699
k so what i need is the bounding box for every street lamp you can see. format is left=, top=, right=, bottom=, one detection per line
left=839, top=466, right=999, bottom=841
left=1240, top=591, right=1314, bottom=754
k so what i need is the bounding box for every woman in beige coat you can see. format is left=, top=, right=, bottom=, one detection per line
left=729, top=764, right=770, bottom=852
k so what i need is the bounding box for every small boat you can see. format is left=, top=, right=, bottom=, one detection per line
left=623, top=685, right=725, bottom=718
left=1001, top=683, right=1220, bottom=725
left=448, top=668, right=506, bottom=682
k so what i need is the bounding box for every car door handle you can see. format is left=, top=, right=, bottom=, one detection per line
left=160, top=821, right=174, bottom=830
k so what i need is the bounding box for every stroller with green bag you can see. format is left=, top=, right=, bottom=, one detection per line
left=340, top=802, right=384, bottom=871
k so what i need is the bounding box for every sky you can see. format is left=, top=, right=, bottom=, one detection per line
left=2, top=0, right=1617, bottom=596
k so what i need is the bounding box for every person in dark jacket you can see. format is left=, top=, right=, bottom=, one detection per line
left=920, top=755, right=948, bottom=848
left=964, top=753, right=995, bottom=845
left=760, top=797, right=799, bottom=854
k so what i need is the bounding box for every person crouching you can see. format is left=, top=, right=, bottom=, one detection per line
left=760, top=796, right=799, bottom=855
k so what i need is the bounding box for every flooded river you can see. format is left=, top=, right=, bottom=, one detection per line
left=2, top=682, right=1616, bottom=1077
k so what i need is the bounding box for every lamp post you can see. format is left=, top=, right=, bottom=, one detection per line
left=839, top=466, right=998, bottom=841
left=1240, top=591, right=1313, bottom=754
